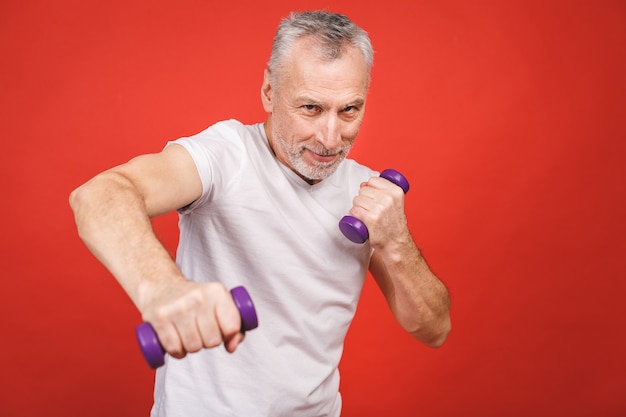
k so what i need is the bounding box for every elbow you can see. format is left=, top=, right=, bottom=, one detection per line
left=69, top=183, right=86, bottom=222
left=69, top=174, right=100, bottom=214
left=68, top=185, right=83, bottom=214
left=410, top=312, right=451, bottom=348
left=69, top=183, right=91, bottom=241
left=424, top=317, right=451, bottom=348
left=69, top=177, right=109, bottom=242
left=69, top=171, right=121, bottom=220
left=69, top=181, right=94, bottom=222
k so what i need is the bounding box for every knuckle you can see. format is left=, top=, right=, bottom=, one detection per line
left=204, top=334, right=224, bottom=349
left=185, top=288, right=206, bottom=310
left=381, top=192, right=394, bottom=206
left=184, top=339, right=203, bottom=353
left=206, top=281, right=227, bottom=293
left=163, top=338, right=185, bottom=358
left=144, top=301, right=170, bottom=323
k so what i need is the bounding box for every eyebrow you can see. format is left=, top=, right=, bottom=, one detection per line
left=297, top=96, right=365, bottom=109
left=345, top=98, right=365, bottom=108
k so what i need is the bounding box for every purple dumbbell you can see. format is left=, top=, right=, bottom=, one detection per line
left=339, top=169, right=410, bottom=244
left=135, top=286, right=258, bottom=369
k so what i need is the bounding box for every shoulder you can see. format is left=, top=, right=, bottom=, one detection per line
left=182, top=119, right=249, bottom=145
left=336, top=158, right=378, bottom=183
left=207, top=119, right=264, bottom=141
left=168, top=120, right=264, bottom=208
left=170, top=120, right=266, bottom=159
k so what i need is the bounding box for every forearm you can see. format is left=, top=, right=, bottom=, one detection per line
left=69, top=171, right=184, bottom=311
left=372, top=233, right=451, bottom=347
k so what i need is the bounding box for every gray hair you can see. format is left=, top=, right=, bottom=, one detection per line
left=267, top=11, right=374, bottom=85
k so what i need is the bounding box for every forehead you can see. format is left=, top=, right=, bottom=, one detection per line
left=280, top=37, right=369, bottom=104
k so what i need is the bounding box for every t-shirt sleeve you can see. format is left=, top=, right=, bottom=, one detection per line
left=165, top=119, right=246, bottom=213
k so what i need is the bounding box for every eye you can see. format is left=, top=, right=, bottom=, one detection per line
left=341, top=105, right=359, bottom=118
left=301, top=104, right=321, bottom=114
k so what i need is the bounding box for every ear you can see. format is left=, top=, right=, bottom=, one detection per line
left=261, top=69, right=274, bottom=113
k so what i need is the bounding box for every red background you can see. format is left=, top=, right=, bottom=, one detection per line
left=1, top=1, right=625, bottom=416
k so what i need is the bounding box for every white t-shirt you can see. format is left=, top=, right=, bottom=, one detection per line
left=151, top=120, right=377, bottom=417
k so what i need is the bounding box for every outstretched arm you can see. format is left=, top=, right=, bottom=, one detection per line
left=69, top=144, right=244, bottom=356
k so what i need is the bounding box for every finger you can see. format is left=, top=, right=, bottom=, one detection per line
left=196, top=306, right=224, bottom=349
left=224, top=332, right=246, bottom=353
left=215, top=292, right=243, bottom=340
left=351, top=188, right=386, bottom=216
left=175, top=316, right=205, bottom=355
left=152, top=321, right=186, bottom=359
left=195, top=284, right=240, bottom=350
left=357, top=177, right=398, bottom=202
left=369, top=175, right=404, bottom=191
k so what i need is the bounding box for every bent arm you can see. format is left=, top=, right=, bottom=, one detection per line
left=352, top=175, right=450, bottom=347
left=369, top=239, right=451, bottom=347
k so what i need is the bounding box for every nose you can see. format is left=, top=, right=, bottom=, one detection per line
left=318, top=114, right=342, bottom=150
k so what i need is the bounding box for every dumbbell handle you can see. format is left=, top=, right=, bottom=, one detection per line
left=339, top=169, right=410, bottom=244
left=135, top=286, right=258, bottom=369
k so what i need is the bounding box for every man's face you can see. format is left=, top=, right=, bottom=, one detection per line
left=262, top=38, right=369, bottom=184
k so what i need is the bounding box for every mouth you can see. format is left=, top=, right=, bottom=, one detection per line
left=309, top=151, right=338, bottom=164
left=304, top=148, right=342, bottom=165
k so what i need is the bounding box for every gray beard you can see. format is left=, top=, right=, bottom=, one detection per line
left=277, top=135, right=351, bottom=181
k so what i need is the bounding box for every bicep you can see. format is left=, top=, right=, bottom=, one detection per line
left=110, top=144, right=202, bottom=217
